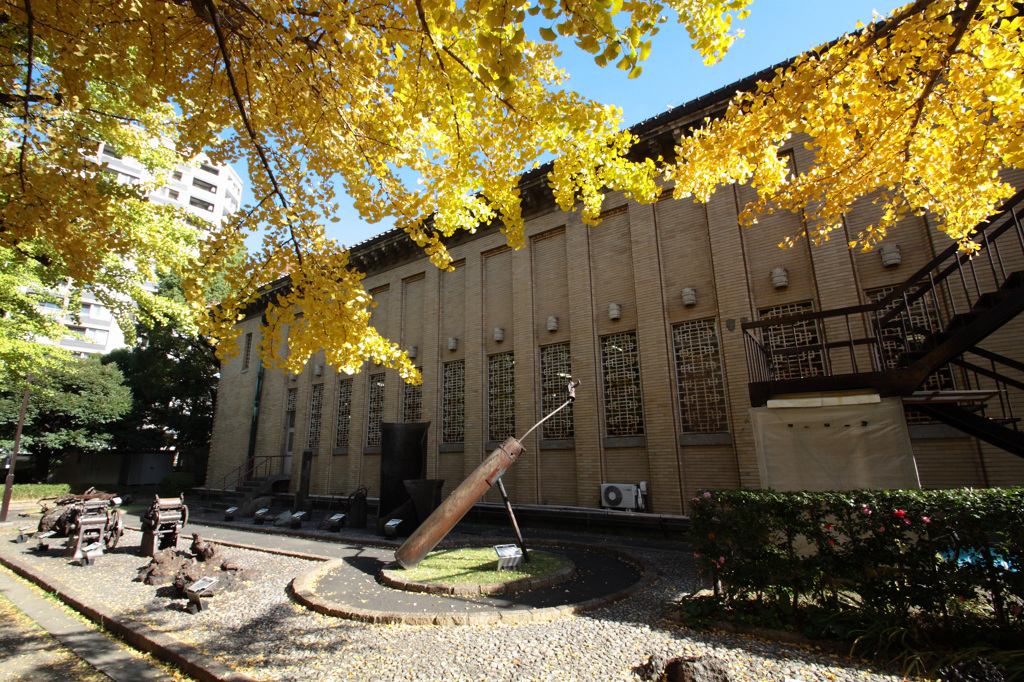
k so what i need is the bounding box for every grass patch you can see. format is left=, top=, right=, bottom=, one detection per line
left=6, top=484, right=70, bottom=501
left=399, top=547, right=565, bottom=585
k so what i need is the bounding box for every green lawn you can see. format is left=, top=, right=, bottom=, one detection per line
left=399, top=547, right=566, bottom=585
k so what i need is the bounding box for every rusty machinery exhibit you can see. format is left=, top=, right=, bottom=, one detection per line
left=140, top=494, right=190, bottom=557
left=395, top=380, right=579, bottom=569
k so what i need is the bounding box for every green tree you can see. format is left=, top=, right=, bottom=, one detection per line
left=0, top=355, right=131, bottom=482
left=102, top=323, right=219, bottom=481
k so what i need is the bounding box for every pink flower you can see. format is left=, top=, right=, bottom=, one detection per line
left=921, top=517, right=931, bottom=524
left=861, top=505, right=872, bottom=515
left=703, top=492, right=712, bottom=498
left=692, top=498, right=700, bottom=503
left=694, top=552, right=701, bottom=559
left=894, top=509, right=906, bottom=519
left=878, top=527, right=886, bottom=533
left=904, top=519, right=911, bottom=525
left=824, top=524, right=834, bottom=530
left=829, top=540, right=835, bottom=546
left=718, top=557, right=725, bottom=565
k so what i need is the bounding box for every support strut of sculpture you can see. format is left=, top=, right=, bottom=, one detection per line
left=395, top=380, right=579, bottom=569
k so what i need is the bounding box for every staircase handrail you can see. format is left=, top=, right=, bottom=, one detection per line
left=742, top=188, right=1024, bottom=334
left=205, top=455, right=288, bottom=493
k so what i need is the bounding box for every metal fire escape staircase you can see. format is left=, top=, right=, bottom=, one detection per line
left=742, top=189, right=1024, bottom=458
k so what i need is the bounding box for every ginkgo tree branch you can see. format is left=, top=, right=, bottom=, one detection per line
left=18, top=0, right=35, bottom=194
left=203, top=0, right=304, bottom=265
left=905, top=0, right=980, bottom=143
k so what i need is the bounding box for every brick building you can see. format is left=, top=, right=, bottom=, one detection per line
left=206, top=65, right=1024, bottom=513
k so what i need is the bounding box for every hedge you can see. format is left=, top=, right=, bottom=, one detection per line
left=5, top=483, right=71, bottom=501
left=689, top=488, right=1024, bottom=635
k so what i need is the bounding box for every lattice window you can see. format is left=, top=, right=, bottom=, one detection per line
left=601, top=332, right=645, bottom=437
left=540, top=343, right=574, bottom=439
left=242, top=332, right=253, bottom=370
left=488, top=353, right=516, bottom=441
left=284, top=388, right=298, bottom=454
left=442, top=361, right=465, bottom=443
left=759, top=302, right=826, bottom=380
left=867, top=286, right=954, bottom=424
left=366, top=373, right=386, bottom=447
left=307, top=383, right=324, bottom=451
left=335, top=379, right=353, bottom=448
left=673, top=319, right=728, bottom=433
left=402, top=369, right=423, bottom=423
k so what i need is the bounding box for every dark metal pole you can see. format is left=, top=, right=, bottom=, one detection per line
left=495, top=477, right=530, bottom=563
left=1, top=378, right=32, bottom=523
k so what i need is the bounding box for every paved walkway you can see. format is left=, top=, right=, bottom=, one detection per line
left=0, top=566, right=172, bottom=682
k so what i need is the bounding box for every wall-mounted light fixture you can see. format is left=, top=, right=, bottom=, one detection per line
left=879, top=243, right=901, bottom=268
left=681, top=287, right=697, bottom=307
left=547, top=316, right=558, bottom=332
left=314, top=364, right=324, bottom=377
left=770, top=267, right=789, bottom=290
left=447, top=337, right=458, bottom=351
left=493, top=327, right=505, bottom=342
left=608, top=303, right=622, bottom=321
left=407, top=345, right=418, bottom=359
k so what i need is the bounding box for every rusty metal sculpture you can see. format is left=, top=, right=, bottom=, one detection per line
left=395, top=380, right=579, bottom=569
left=64, top=498, right=123, bottom=561
left=140, top=494, right=189, bottom=557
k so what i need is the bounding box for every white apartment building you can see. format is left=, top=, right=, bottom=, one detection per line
left=40, top=144, right=245, bottom=356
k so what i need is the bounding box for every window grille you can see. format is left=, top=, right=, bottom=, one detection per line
left=540, top=343, right=574, bottom=439
left=285, top=388, right=298, bottom=455
left=402, top=370, right=423, bottom=422
left=335, top=379, right=353, bottom=447
left=866, top=285, right=954, bottom=423
left=442, top=361, right=465, bottom=443
left=366, top=374, right=385, bottom=447
left=673, top=319, right=729, bottom=433
left=307, top=384, right=324, bottom=451
left=600, top=332, right=645, bottom=437
left=242, top=333, right=253, bottom=370
left=488, top=353, right=516, bottom=441
left=759, top=302, right=825, bottom=380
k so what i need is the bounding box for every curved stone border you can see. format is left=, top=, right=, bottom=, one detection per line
left=379, top=552, right=576, bottom=596
left=291, top=539, right=657, bottom=626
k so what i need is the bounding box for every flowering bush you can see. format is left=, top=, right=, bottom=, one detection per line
left=688, top=488, right=1024, bottom=632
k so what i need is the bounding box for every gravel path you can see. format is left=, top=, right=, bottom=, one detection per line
left=1, top=526, right=903, bottom=682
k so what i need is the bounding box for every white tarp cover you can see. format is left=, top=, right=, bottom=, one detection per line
left=751, top=397, right=920, bottom=491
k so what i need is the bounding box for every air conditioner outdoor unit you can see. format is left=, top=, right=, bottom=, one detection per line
left=600, top=483, right=638, bottom=510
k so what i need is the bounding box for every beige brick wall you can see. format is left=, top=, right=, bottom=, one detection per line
left=209, top=138, right=1024, bottom=509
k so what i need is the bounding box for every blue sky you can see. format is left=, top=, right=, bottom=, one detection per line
left=237, top=0, right=901, bottom=251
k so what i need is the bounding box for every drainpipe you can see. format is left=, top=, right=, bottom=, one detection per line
left=244, top=317, right=267, bottom=482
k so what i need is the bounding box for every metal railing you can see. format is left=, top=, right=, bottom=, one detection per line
left=743, top=188, right=1024, bottom=392
left=203, top=455, right=290, bottom=495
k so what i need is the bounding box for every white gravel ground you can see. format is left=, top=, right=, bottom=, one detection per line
left=1, top=528, right=904, bottom=682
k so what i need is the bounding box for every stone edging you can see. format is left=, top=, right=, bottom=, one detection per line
left=290, top=539, right=657, bottom=626
left=0, top=548, right=256, bottom=682
left=379, top=553, right=577, bottom=596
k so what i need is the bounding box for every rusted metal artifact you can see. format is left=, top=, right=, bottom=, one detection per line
left=395, top=380, right=579, bottom=569
left=140, top=494, right=189, bottom=557
left=64, top=498, right=123, bottom=561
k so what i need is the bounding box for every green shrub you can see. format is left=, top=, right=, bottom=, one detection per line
left=7, top=483, right=70, bottom=501
left=687, top=488, right=1024, bottom=676
left=157, top=472, right=196, bottom=498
